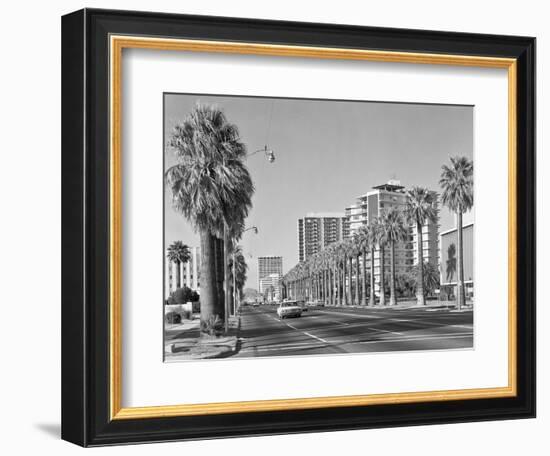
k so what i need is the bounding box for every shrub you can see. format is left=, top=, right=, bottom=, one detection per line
left=181, top=309, right=192, bottom=320
left=168, top=286, right=200, bottom=305
left=200, top=315, right=224, bottom=336
left=165, top=311, right=182, bottom=324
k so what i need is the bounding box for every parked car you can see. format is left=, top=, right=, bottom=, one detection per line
left=277, top=301, right=303, bottom=319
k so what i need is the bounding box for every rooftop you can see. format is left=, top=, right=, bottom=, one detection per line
left=305, top=212, right=345, bottom=218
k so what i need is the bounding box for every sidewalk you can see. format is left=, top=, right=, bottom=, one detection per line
left=164, top=315, right=240, bottom=361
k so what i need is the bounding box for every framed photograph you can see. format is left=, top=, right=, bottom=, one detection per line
left=61, top=8, right=535, bottom=446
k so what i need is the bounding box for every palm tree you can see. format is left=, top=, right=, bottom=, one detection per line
left=336, top=241, right=346, bottom=306
left=377, top=219, right=387, bottom=306
left=411, top=261, right=440, bottom=297
left=379, top=208, right=408, bottom=306
left=405, top=186, right=438, bottom=306
left=440, top=156, right=474, bottom=310
left=166, top=103, right=254, bottom=334
left=342, top=240, right=353, bottom=305
left=327, top=244, right=338, bottom=306
left=166, top=241, right=190, bottom=289
left=356, top=226, right=370, bottom=306
left=229, top=245, right=248, bottom=313
left=351, top=235, right=361, bottom=306
left=365, top=220, right=378, bottom=306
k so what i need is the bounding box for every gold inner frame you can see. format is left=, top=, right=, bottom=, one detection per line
left=109, top=35, right=517, bottom=420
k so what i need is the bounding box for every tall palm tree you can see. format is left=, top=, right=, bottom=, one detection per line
left=327, top=244, right=338, bottom=306
left=356, top=226, right=369, bottom=306
left=379, top=208, right=408, bottom=306
left=166, top=241, right=190, bottom=289
left=351, top=235, right=361, bottom=306
left=377, top=219, right=387, bottom=306
left=166, top=103, right=254, bottom=333
left=342, top=240, right=353, bottom=305
left=365, top=220, right=378, bottom=306
left=440, top=156, right=474, bottom=310
left=405, top=186, right=438, bottom=306
left=229, top=245, right=248, bottom=313
left=223, top=217, right=247, bottom=330
left=336, top=241, right=346, bottom=306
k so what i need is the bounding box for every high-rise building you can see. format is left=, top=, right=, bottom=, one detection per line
left=297, top=212, right=348, bottom=262
left=165, top=246, right=201, bottom=298
left=258, top=256, right=283, bottom=298
left=346, top=180, right=439, bottom=295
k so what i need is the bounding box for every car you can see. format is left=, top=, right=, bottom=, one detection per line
left=277, top=301, right=303, bottom=319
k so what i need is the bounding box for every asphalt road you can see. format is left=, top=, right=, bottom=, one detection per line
left=234, top=304, right=473, bottom=358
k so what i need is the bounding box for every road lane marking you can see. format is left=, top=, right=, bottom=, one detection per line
left=369, top=327, right=404, bottom=336
left=316, top=310, right=382, bottom=319
left=357, top=332, right=472, bottom=345
left=392, top=318, right=473, bottom=329
left=303, top=332, right=328, bottom=343
left=308, top=315, right=351, bottom=326
left=268, top=314, right=334, bottom=345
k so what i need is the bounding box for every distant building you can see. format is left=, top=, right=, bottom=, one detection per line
left=260, top=273, right=283, bottom=302
left=440, top=223, right=474, bottom=298
left=298, top=212, right=348, bottom=262
left=345, top=180, right=440, bottom=295
left=165, top=246, right=201, bottom=298
left=258, top=256, right=283, bottom=298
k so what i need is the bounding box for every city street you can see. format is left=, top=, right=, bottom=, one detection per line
left=234, top=304, right=473, bottom=358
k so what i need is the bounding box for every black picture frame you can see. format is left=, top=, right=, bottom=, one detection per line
left=62, top=8, right=536, bottom=447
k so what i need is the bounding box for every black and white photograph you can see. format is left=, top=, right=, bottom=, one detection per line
left=163, top=94, right=474, bottom=361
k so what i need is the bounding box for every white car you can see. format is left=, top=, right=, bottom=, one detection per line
left=277, top=301, right=303, bottom=319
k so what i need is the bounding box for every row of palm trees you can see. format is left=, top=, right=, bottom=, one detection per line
left=283, top=156, right=473, bottom=310
left=166, top=104, right=254, bottom=333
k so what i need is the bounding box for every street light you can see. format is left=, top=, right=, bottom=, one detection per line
left=248, top=145, right=275, bottom=163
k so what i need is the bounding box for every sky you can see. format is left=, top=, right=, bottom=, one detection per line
left=164, top=94, right=474, bottom=290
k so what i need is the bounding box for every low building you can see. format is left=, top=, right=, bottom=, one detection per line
left=439, top=223, right=474, bottom=299
left=165, top=246, right=201, bottom=298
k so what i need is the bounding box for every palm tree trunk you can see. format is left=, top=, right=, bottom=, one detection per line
left=457, top=211, right=465, bottom=310
left=361, top=249, right=367, bottom=306
left=379, top=245, right=386, bottom=306
left=389, top=240, right=397, bottom=306
left=416, top=223, right=426, bottom=306
left=355, top=255, right=361, bottom=306
left=216, top=237, right=225, bottom=314
left=369, top=247, right=376, bottom=306
left=199, top=229, right=220, bottom=332
left=334, top=265, right=338, bottom=306
left=342, top=257, right=348, bottom=306
left=324, top=269, right=327, bottom=304
left=223, top=227, right=231, bottom=332
left=338, top=262, right=343, bottom=306
left=175, top=261, right=181, bottom=289
left=332, top=266, right=336, bottom=306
